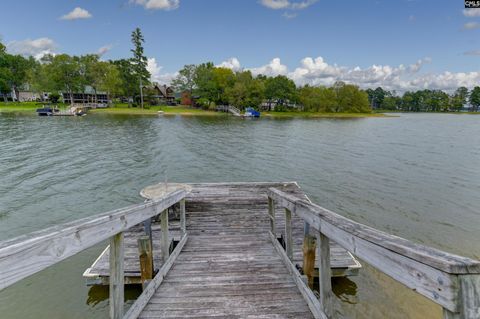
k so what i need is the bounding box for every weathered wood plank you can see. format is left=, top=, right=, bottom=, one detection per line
left=123, top=234, right=188, bottom=319
left=269, top=231, right=327, bottom=319
left=285, top=208, right=293, bottom=261
left=180, top=199, right=186, bottom=236
left=267, top=187, right=480, bottom=312
left=160, top=210, right=169, bottom=262
left=317, top=231, right=333, bottom=318
left=137, top=236, right=153, bottom=289
left=0, top=189, right=186, bottom=291
left=110, top=232, right=125, bottom=319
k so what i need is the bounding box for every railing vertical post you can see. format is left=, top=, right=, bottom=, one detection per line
left=285, top=208, right=293, bottom=260
left=268, top=197, right=276, bottom=235
left=137, top=236, right=153, bottom=290
left=180, top=199, right=186, bottom=236
left=317, top=230, right=333, bottom=318
left=109, top=232, right=124, bottom=319
left=161, top=209, right=169, bottom=262
left=303, top=234, right=316, bottom=289
left=443, top=274, right=480, bottom=319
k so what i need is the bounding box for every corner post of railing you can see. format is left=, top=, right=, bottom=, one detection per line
left=109, top=232, right=124, bottom=319
left=316, top=229, right=333, bottom=318
left=161, top=209, right=169, bottom=262
left=443, top=274, right=480, bottom=319
left=268, top=196, right=276, bottom=236
left=180, top=199, right=186, bottom=236
left=285, top=207, right=293, bottom=261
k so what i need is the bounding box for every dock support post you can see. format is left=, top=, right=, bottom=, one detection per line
left=303, top=234, right=316, bottom=289
left=109, top=232, right=124, bottom=319
left=268, top=198, right=276, bottom=235
left=317, top=231, right=333, bottom=318
left=161, top=209, right=169, bottom=262
left=285, top=208, right=293, bottom=261
left=442, top=274, right=480, bottom=319
left=138, top=236, right=153, bottom=290
left=180, top=199, right=186, bottom=236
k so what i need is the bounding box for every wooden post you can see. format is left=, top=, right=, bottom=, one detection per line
left=285, top=208, right=293, bottom=261
left=443, top=274, right=480, bottom=319
left=303, top=234, right=316, bottom=289
left=180, top=199, right=186, bottom=236
left=109, top=232, right=124, bottom=319
left=268, top=197, right=276, bottom=235
left=317, top=231, right=333, bottom=318
left=137, top=236, right=153, bottom=290
left=143, top=218, right=152, bottom=244
left=161, top=209, right=169, bottom=262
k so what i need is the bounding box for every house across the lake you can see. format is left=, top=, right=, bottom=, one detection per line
left=62, top=86, right=110, bottom=106
left=144, top=83, right=176, bottom=105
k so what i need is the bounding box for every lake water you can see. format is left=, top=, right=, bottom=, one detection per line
left=0, top=112, right=479, bottom=318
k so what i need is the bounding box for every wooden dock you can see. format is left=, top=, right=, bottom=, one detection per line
left=1, top=181, right=480, bottom=319
left=83, top=182, right=360, bottom=285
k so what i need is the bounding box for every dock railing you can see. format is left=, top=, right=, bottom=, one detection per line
left=267, top=187, right=480, bottom=319
left=0, top=189, right=187, bottom=319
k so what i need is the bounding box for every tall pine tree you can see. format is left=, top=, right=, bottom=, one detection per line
left=130, top=28, right=150, bottom=108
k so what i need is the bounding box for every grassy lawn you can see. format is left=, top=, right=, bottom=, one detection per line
left=90, top=104, right=224, bottom=116
left=0, top=102, right=387, bottom=118
left=0, top=102, right=45, bottom=113
left=263, top=111, right=388, bottom=118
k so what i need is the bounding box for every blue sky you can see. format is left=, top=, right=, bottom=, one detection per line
left=1, top=0, right=480, bottom=91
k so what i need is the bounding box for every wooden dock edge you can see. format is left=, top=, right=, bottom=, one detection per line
left=269, top=231, right=327, bottom=319
left=123, top=233, right=188, bottom=319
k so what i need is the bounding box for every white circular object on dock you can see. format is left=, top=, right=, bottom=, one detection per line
left=140, top=183, right=192, bottom=199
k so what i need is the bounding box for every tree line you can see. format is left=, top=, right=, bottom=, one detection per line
left=171, top=63, right=372, bottom=112
left=0, top=28, right=151, bottom=105
left=366, top=87, right=480, bottom=112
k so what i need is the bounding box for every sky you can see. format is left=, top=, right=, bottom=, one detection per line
left=1, top=0, right=480, bottom=92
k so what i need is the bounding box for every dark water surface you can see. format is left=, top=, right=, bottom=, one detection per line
left=0, top=113, right=479, bottom=318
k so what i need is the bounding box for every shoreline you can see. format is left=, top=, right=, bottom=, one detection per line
left=0, top=103, right=387, bottom=118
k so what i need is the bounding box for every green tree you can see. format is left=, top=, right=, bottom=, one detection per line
left=131, top=27, right=150, bottom=108
left=111, top=59, right=138, bottom=99
left=264, top=75, right=297, bottom=110
left=334, top=82, right=371, bottom=113
left=171, top=64, right=197, bottom=97
left=450, top=87, right=468, bottom=112
left=469, top=86, right=480, bottom=112
left=225, top=71, right=265, bottom=109
left=43, top=54, right=83, bottom=105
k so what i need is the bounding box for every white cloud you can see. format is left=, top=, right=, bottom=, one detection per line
left=60, top=7, right=92, bottom=20
left=464, top=22, right=480, bottom=29
left=282, top=12, right=298, bottom=19
left=7, top=37, right=56, bottom=59
left=463, top=8, right=480, bottom=17
left=131, top=0, right=179, bottom=10
left=97, top=45, right=112, bottom=57
left=217, top=57, right=242, bottom=71
left=224, top=55, right=480, bottom=93
left=147, top=57, right=178, bottom=84
left=260, top=0, right=317, bottom=10
left=249, top=58, right=288, bottom=77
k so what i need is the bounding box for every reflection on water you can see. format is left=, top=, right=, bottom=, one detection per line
left=332, top=277, right=358, bottom=305
left=0, top=113, right=479, bottom=318
left=86, top=285, right=142, bottom=307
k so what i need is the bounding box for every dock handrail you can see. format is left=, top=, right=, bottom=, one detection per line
left=267, top=187, right=480, bottom=319
left=0, top=188, right=187, bottom=319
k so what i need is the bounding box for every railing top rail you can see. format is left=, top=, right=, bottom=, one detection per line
left=267, top=187, right=480, bottom=275
left=0, top=189, right=186, bottom=291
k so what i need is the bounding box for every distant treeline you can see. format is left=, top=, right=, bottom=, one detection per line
left=366, top=87, right=479, bottom=112
left=172, top=63, right=371, bottom=112
left=1, top=28, right=478, bottom=112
